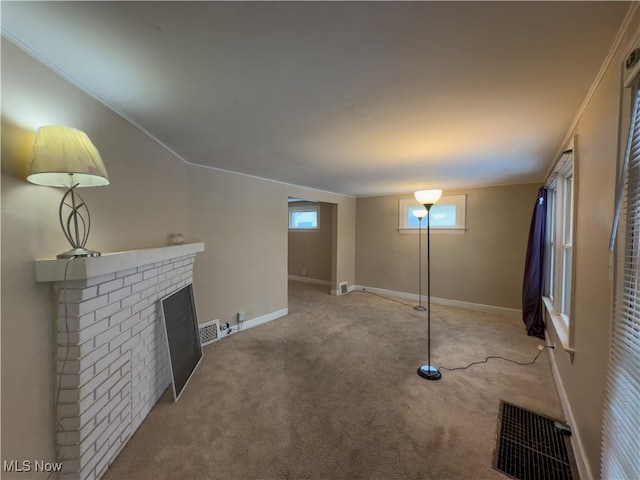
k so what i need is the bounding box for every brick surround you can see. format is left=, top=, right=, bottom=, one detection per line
left=35, top=243, right=205, bottom=479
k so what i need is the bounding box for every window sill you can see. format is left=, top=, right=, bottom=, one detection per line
left=542, top=296, right=575, bottom=354
left=398, top=227, right=466, bottom=235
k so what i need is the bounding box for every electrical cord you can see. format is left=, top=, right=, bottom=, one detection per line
left=56, top=256, right=76, bottom=431
left=440, top=345, right=555, bottom=372
left=50, top=256, right=80, bottom=478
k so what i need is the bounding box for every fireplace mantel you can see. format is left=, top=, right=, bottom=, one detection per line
left=35, top=242, right=205, bottom=479
left=35, top=243, right=205, bottom=282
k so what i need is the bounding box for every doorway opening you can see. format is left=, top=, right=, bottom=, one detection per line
left=287, top=197, right=337, bottom=296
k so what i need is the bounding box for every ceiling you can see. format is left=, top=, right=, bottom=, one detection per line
left=1, top=1, right=630, bottom=197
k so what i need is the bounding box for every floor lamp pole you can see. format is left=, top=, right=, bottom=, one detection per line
left=414, top=215, right=426, bottom=312
left=418, top=203, right=442, bottom=380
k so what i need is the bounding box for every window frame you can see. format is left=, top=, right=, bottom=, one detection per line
left=545, top=183, right=557, bottom=302
left=542, top=147, right=576, bottom=352
left=288, top=204, right=321, bottom=231
left=398, top=194, right=466, bottom=234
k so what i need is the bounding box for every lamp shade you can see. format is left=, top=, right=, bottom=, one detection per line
left=414, top=189, right=442, bottom=206
left=27, top=126, right=109, bottom=187
left=412, top=208, right=427, bottom=219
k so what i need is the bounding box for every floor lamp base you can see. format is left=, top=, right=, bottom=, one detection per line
left=413, top=305, right=427, bottom=311
left=417, top=365, right=442, bottom=380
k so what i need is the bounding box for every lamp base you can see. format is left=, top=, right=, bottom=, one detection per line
left=413, top=305, right=427, bottom=311
left=57, top=248, right=101, bottom=259
left=417, top=364, right=442, bottom=380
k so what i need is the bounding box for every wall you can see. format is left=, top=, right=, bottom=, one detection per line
left=186, top=167, right=291, bottom=326
left=187, top=179, right=354, bottom=328
left=1, top=39, right=356, bottom=476
left=544, top=8, right=640, bottom=479
left=355, top=184, right=541, bottom=310
left=288, top=201, right=333, bottom=282
left=1, top=39, right=191, bottom=476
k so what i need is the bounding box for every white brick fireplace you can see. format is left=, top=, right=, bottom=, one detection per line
left=35, top=243, right=205, bottom=480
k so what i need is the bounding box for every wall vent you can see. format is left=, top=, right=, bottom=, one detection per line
left=625, top=47, right=640, bottom=87
left=199, top=319, right=220, bottom=346
left=339, top=282, right=349, bottom=295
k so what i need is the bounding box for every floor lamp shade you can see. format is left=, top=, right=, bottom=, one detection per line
left=413, top=209, right=427, bottom=220
left=414, top=189, right=442, bottom=207
left=27, top=126, right=110, bottom=258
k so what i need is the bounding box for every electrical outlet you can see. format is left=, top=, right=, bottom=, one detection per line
left=238, top=312, right=245, bottom=322
left=302, top=268, right=306, bottom=276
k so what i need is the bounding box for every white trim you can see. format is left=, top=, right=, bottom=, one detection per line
left=353, top=285, right=521, bottom=320
left=542, top=296, right=575, bottom=353
left=545, top=337, right=593, bottom=480
left=399, top=195, right=467, bottom=231
left=288, top=204, right=321, bottom=230
left=226, top=308, right=289, bottom=335
left=544, top=147, right=576, bottom=349
left=35, top=243, right=205, bottom=282
left=398, top=228, right=466, bottom=235
left=301, top=281, right=354, bottom=297
left=288, top=275, right=331, bottom=286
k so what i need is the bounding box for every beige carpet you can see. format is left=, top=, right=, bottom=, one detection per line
left=103, top=280, right=563, bottom=480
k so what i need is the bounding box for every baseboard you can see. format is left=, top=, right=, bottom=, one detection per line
left=288, top=275, right=331, bottom=286
left=352, top=285, right=522, bottom=320
left=545, top=337, right=593, bottom=480
left=225, top=308, right=288, bottom=336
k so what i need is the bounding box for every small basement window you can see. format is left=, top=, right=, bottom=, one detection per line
left=289, top=204, right=320, bottom=230
left=398, top=195, right=466, bottom=234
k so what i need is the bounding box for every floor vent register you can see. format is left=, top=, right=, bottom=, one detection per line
left=493, top=401, right=578, bottom=480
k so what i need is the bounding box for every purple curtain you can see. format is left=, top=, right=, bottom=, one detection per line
left=522, top=187, right=547, bottom=339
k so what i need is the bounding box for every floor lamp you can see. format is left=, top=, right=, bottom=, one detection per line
left=414, top=189, right=442, bottom=381
left=413, top=209, right=427, bottom=312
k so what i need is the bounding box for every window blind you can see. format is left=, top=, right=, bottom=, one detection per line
left=602, top=82, right=640, bottom=479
